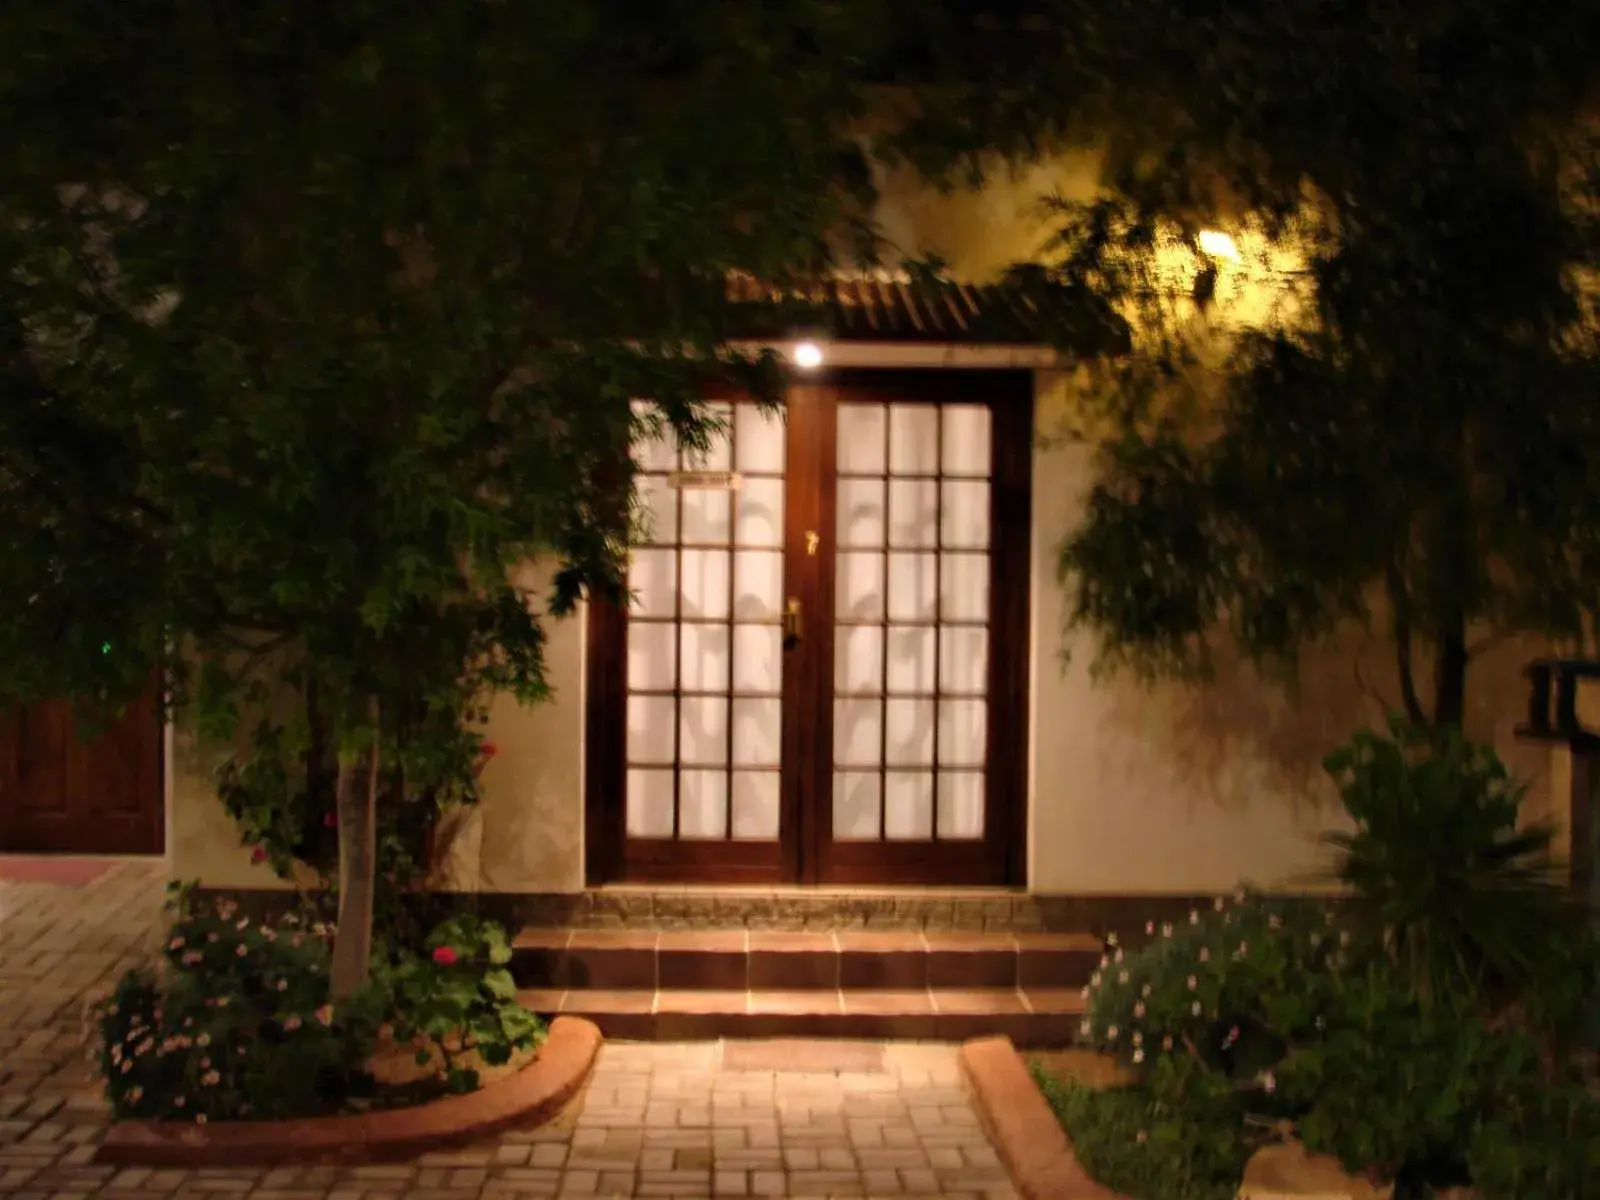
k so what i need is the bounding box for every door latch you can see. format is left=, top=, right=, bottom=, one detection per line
left=805, top=530, right=820, bottom=556
left=784, top=597, right=803, bottom=645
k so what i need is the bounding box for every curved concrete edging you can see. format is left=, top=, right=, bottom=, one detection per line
left=959, top=1035, right=1130, bottom=1200
left=94, top=1016, right=602, bottom=1167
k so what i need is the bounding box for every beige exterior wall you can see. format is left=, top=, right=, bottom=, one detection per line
left=167, top=149, right=1562, bottom=896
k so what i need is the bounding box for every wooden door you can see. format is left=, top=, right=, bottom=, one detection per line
left=0, top=687, right=165, bottom=855
left=586, top=371, right=1032, bottom=886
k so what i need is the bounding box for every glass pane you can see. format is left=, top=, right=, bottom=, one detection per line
left=939, top=626, right=988, bottom=694
left=836, top=552, right=885, bottom=621
left=681, top=487, right=732, bottom=545
left=834, top=626, right=883, bottom=695
left=680, top=623, right=730, bottom=693
left=942, top=406, right=992, bottom=477
left=884, top=772, right=934, bottom=839
left=837, top=404, right=886, bottom=474
left=626, top=769, right=675, bottom=837
left=938, top=699, right=987, bottom=767
left=732, top=624, right=782, bottom=694
left=631, top=402, right=678, bottom=473
left=626, top=695, right=675, bottom=764
left=833, top=698, right=883, bottom=767
left=735, top=404, right=786, bottom=473
left=941, top=481, right=990, bottom=550
left=679, top=696, right=729, bottom=765
left=683, top=403, right=733, bottom=471
left=885, top=698, right=934, bottom=766
left=732, top=698, right=782, bottom=767
left=732, top=772, right=781, bottom=840
left=680, top=549, right=731, bottom=620
left=833, top=772, right=881, bottom=840
left=888, top=479, right=940, bottom=549
left=679, top=770, right=729, bottom=839
left=941, top=552, right=990, bottom=622
left=733, top=550, right=784, bottom=620
left=885, top=626, right=936, bottom=695
left=628, top=548, right=677, bottom=618
left=627, top=621, right=676, bottom=691
left=887, top=552, right=938, bottom=622
left=735, top=477, right=785, bottom=547
left=836, top=478, right=886, bottom=548
left=888, top=405, right=939, bottom=474
left=636, top=475, right=678, bottom=545
left=937, top=772, right=985, bottom=840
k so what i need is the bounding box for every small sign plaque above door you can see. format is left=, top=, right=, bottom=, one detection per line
left=667, top=470, right=741, bottom=491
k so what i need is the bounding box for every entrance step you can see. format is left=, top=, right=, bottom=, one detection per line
left=516, top=987, right=1085, bottom=1047
left=512, top=928, right=1099, bottom=1047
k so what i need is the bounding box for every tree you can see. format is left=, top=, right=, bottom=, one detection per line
left=890, top=0, right=1600, bottom=727
left=0, top=0, right=885, bottom=993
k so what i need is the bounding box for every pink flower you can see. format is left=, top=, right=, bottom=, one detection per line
left=315, top=1005, right=334, bottom=1027
left=323, top=812, right=337, bottom=828
left=168, top=938, right=185, bottom=951
left=1136, top=1129, right=1148, bottom=1144
left=431, top=946, right=459, bottom=967
left=235, top=944, right=248, bottom=957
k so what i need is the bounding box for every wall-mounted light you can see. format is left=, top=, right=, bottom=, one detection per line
left=1197, top=229, right=1240, bottom=261
left=792, top=341, right=825, bottom=370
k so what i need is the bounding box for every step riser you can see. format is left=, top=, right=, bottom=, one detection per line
left=513, top=945, right=1100, bottom=992
left=537, top=1009, right=1083, bottom=1048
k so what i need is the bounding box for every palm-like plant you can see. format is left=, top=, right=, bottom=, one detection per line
left=1320, top=718, right=1575, bottom=1008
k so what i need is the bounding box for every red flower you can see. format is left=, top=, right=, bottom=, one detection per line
left=250, top=846, right=267, bottom=864
left=472, top=741, right=499, bottom=779
left=431, top=946, right=459, bottom=967
left=323, top=812, right=337, bottom=828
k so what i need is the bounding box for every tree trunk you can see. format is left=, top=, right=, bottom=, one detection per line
left=329, top=702, right=381, bottom=1001
left=1432, top=621, right=1468, bottom=729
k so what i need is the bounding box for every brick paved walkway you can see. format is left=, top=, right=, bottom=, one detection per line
left=0, top=861, right=1017, bottom=1200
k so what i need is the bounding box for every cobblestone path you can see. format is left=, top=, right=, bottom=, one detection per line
left=0, top=862, right=1017, bottom=1199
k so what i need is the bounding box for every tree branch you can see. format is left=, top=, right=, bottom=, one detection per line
left=1385, top=561, right=1428, bottom=725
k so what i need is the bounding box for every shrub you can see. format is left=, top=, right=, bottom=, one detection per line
left=1320, top=718, right=1570, bottom=1008
left=1469, top=1071, right=1600, bottom=1200
left=1032, top=1055, right=1256, bottom=1200
left=374, top=914, right=545, bottom=1093
left=95, top=898, right=379, bottom=1122
left=1081, top=891, right=1345, bottom=1092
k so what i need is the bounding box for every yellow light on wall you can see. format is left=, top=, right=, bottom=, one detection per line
left=1197, top=229, right=1240, bottom=261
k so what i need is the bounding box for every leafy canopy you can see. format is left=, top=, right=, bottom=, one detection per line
left=893, top=0, right=1600, bottom=725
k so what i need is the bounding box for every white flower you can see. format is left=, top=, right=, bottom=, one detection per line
left=1136, top=1130, right=1148, bottom=1143
left=1214, top=897, right=1225, bottom=911
left=1238, top=941, right=1249, bottom=957
left=1259, top=1071, right=1277, bottom=1094
left=1191, top=1001, right=1202, bottom=1016
left=1133, top=1002, right=1146, bottom=1018
left=1189, top=910, right=1200, bottom=925
left=1090, top=972, right=1102, bottom=987
left=1114, top=948, right=1124, bottom=964
left=197, top=1033, right=210, bottom=1048
left=1141, top=983, right=1152, bottom=998
left=1131, top=1032, right=1143, bottom=1046
left=1315, top=1015, right=1327, bottom=1031
left=201, top=1070, right=220, bottom=1086
left=234, top=944, right=248, bottom=957
left=1186, top=975, right=1198, bottom=990
left=1145, top=921, right=1155, bottom=935
left=1079, top=1019, right=1092, bottom=1037
left=169, top=938, right=185, bottom=951
left=1268, top=914, right=1282, bottom=931
left=1107, top=932, right=1119, bottom=947
left=1132, top=1048, right=1145, bottom=1064
left=1080, top=986, right=1091, bottom=999
left=173, top=1096, right=186, bottom=1108
left=1198, top=947, right=1211, bottom=963
left=1106, top=1025, right=1119, bottom=1041
left=1233, top=888, right=1247, bottom=904
left=1118, top=971, right=1129, bottom=984
left=276, top=979, right=288, bottom=992
left=1161, top=922, right=1173, bottom=938
left=1162, top=1035, right=1174, bottom=1051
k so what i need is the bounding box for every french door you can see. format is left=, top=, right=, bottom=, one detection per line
left=586, top=371, right=1032, bottom=886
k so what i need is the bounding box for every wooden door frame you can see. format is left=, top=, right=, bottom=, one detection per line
left=584, top=368, right=1034, bottom=888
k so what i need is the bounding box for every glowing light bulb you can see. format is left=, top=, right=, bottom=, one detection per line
left=1197, top=230, right=1240, bottom=261
left=792, top=341, right=824, bottom=370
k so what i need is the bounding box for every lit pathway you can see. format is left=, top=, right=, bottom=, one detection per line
left=0, top=861, right=1016, bottom=1199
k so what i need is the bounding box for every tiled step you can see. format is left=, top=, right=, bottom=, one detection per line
left=517, top=986, right=1087, bottom=1048
left=511, top=928, right=1103, bottom=992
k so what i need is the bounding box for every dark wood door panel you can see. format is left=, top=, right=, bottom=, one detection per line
left=0, top=686, right=164, bottom=855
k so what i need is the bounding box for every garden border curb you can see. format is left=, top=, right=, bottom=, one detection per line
left=93, top=1016, right=602, bottom=1167
left=959, top=1035, right=1129, bottom=1200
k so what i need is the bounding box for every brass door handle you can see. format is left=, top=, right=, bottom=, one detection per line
left=784, top=597, right=803, bottom=645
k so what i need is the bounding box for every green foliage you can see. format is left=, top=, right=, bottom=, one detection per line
left=1081, top=892, right=1341, bottom=1089
left=93, top=898, right=380, bottom=1122
left=893, top=0, right=1600, bottom=725
left=372, top=915, right=544, bottom=1095
left=1031, top=1060, right=1257, bottom=1200
left=1469, top=1072, right=1600, bottom=1200
left=1320, top=719, right=1574, bottom=1009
